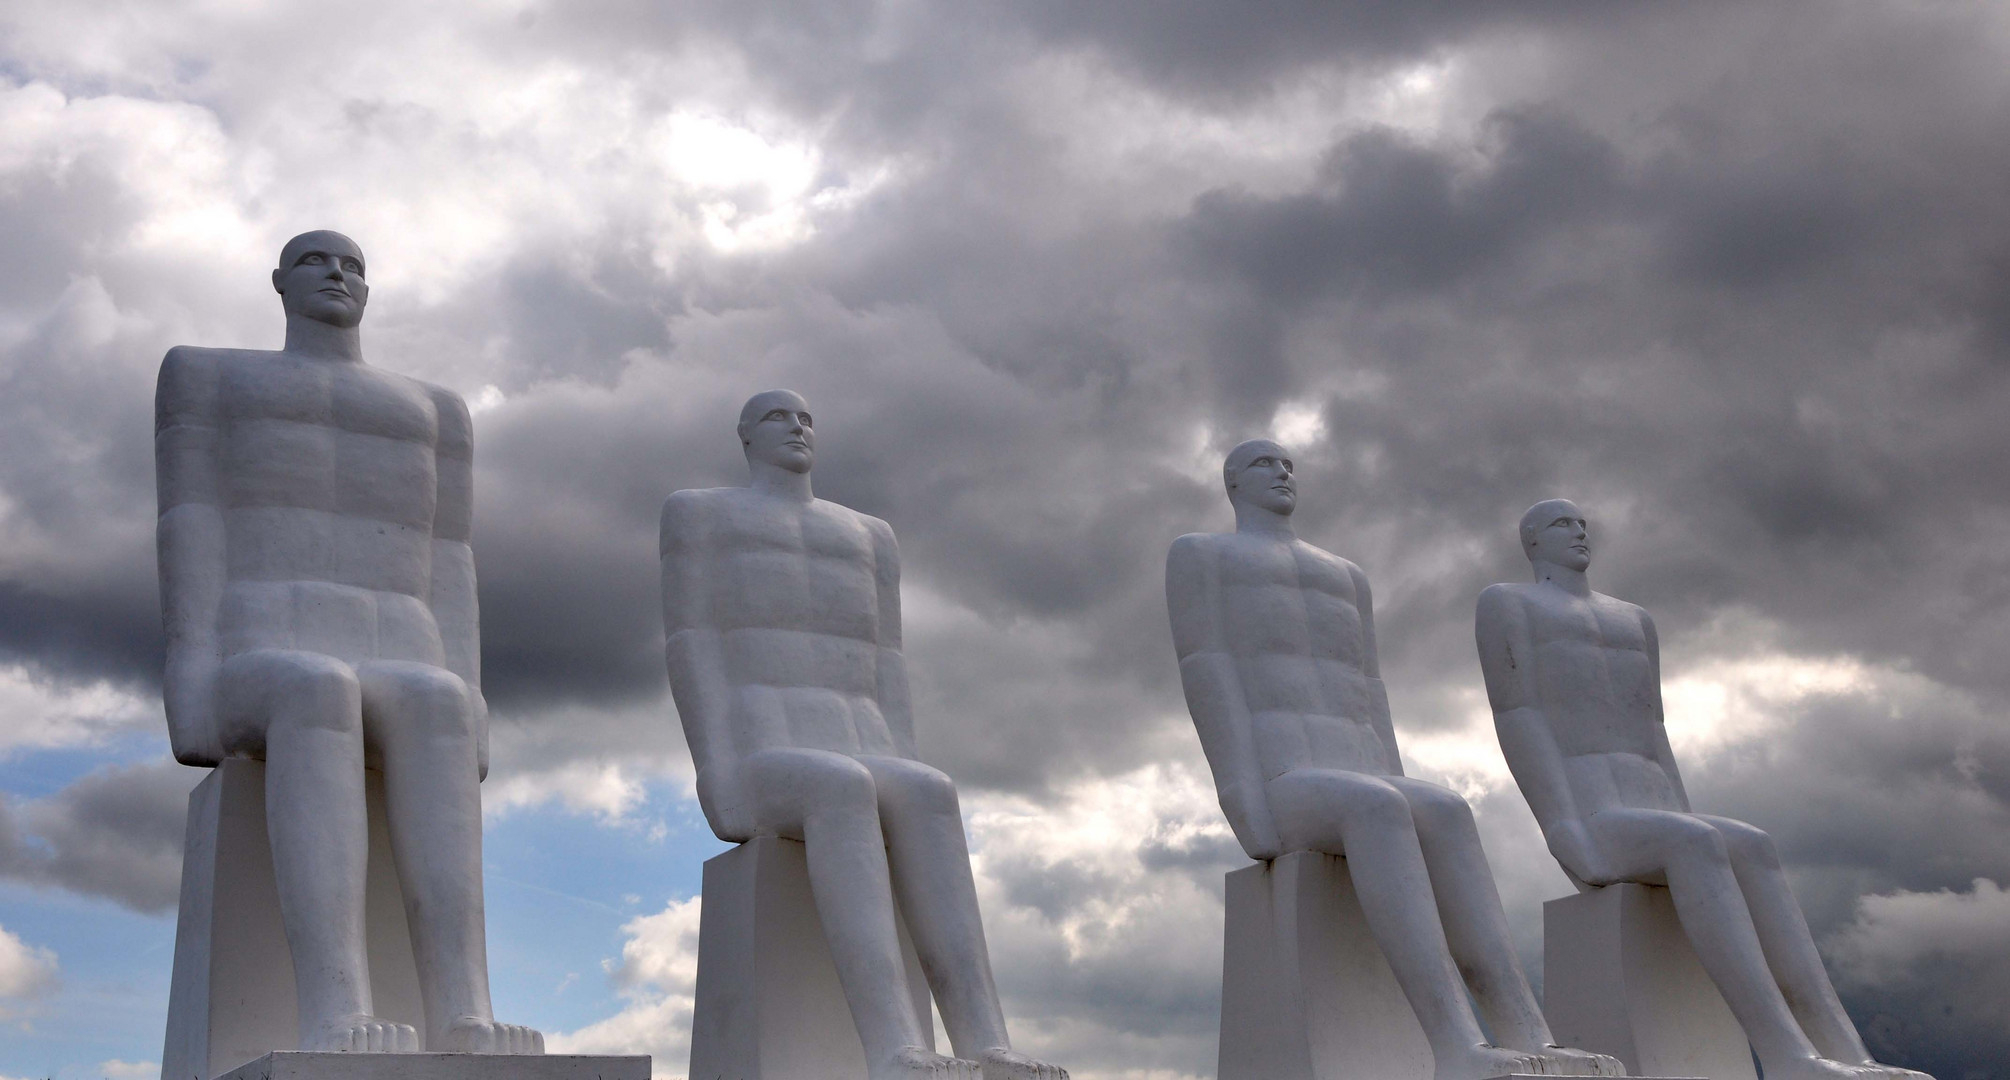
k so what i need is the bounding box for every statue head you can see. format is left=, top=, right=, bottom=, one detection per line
left=271, top=230, right=369, bottom=329
left=1224, top=438, right=1296, bottom=517
left=738, top=389, right=815, bottom=474
left=1520, top=498, right=1590, bottom=572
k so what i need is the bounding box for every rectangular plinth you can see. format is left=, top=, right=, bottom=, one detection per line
left=1218, top=853, right=1434, bottom=1080
left=165, top=760, right=426, bottom=1080
left=217, top=1054, right=649, bottom=1080
left=689, top=836, right=933, bottom=1080
left=1545, top=884, right=1756, bottom=1080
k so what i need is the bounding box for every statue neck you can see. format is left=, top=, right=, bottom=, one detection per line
left=1232, top=502, right=1296, bottom=540
left=1533, top=561, right=1592, bottom=597
left=749, top=461, right=814, bottom=503
left=283, top=316, right=364, bottom=363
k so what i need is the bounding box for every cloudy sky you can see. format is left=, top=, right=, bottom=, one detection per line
left=3, top=2, right=2008, bottom=1078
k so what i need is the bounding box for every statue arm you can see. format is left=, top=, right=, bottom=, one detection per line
left=155, top=348, right=226, bottom=766
left=1350, top=565, right=1403, bottom=778
left=867, top=517, right=920, bottom=760
left=660, top=493, right=752, bottom=841
left=1476, top=585, right=1610, bottom=884
left=1167, top=536, right=1283, bottom=860
left=428, top=388, right=487, bottom=777
left=1641, top=611, right=1692, bottom=811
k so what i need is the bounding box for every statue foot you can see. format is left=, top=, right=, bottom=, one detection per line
left=1765, top=1058, right=1892, bottom=1080
left=1519, top=1043, right=1625, bottom=1076
left=878, top=1046, right=981, bottom=1080
left=1861, top=1065, right=1933, bottom=1080
left=301, top=1014, right=419, bottom=1053
left=1433, top=1043, right=1547, bottom=1080
left=435, top=1015, right=546, bottom=1054
left=976, top=1046, right=1068, bottom=1080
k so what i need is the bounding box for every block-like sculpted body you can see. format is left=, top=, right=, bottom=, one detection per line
left=156, top=232, right=540, bottom=1056
left=1476, top=500, right=1931, bottom=1080
left=660, top=391, right=1064, bottom=1080
left=1167, top=442, right=1620, bottom=1080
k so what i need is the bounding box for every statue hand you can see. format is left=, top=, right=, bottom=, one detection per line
left=1546, top=820, right=1616, bottom=886
left=470, top=688, right=490, bottom=780
left=164, top=655, right=223, bottom=766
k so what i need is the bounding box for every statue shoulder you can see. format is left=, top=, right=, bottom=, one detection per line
left=659, top=487, right=740, bottom=549
left=410, top=380, right=473, bottom=458
left=1167, top=530, right=1225, bottom=567
left=157, top=346, right=254, bottom=420
left=1475, top=582, right=1538, bottom=629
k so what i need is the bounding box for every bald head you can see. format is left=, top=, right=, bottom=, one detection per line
left=1223, top=439, right=1296, bottom=518
left=738, top=389, right=815, bottom=474
left=271, top=230, right=369, bottom=329
left=278, top=230, right=364, bottom=275
left=1520, top=499, right=1590, bottom=572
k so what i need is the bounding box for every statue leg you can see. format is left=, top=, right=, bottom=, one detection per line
left=1588, top=810, right=1875, bottom=1080
left=745, top=750, right=977, bottom=1080
left=1268, top=770, right=1546, bottom=1080
left=359, top=662, right=540, bottom=1054
left=1696, top=815, right=1873, bottom=1064
left=217, top=649, right=417, bottom=1053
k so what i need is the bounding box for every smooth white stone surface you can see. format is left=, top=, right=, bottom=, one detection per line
left=164, top=761, right=425, bottom=1080
left=690, top=836, right=934, bottom=1080
left=660, top=391, right=1062, bottom=1080
left=215, top=1053, right=647, bottom=1080
left=1170, top=442, right=1618, bottom=1080
left=1478, top=500, right=1927, bottom=1080
left=1218, top=853, right=1433, bottom=1080
left=1545, top=885, right=1755, bottom=1080
left=157, top=232, right=537, bottom=1058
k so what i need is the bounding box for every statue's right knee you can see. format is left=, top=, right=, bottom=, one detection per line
left=222, top=651, right=363, bottom=737
left=1664, top=817, right=1732, bottom=870
left=1337, top=777, right=1415, bottom=835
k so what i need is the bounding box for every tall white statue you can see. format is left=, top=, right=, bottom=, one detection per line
left=1166, top=441, right=1620, bottom=1080
left=1475, top=499, right=1930, bottom=1080
left=659, top=390, right=1066, bottom=1080
left=155, top=232, right=541, bottom=1055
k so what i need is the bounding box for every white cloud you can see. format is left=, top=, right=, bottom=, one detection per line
left=96, top=1060, right=158, bottom=1080
left=0, top=924, right=58, bottom=1002
left=545, top=895, right=702, bottom=1067
left=0, top=663, right=159, bottom=755
left=1829, top=877, right=2010, bottom=991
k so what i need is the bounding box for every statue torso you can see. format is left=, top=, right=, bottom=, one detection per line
left=196, top=349, right=448, bottom=668
left=671, top=488, right=900, bottom=758
left=1503, top=583, right=1683, bottom=813
left=1197, top=533, right=1394, bottom=777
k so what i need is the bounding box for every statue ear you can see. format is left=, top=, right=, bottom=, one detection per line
left=271, top=267, right=286, bottom=294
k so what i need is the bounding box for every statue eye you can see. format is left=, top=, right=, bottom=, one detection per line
left=798, top=413, right=812, bottom=427
left=342, top=258, right=363, bottom=274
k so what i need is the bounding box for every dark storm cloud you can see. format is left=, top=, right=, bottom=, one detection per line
left=5, top=0, right=2010, bottom=1072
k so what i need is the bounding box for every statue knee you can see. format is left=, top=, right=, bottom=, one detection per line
left=883, top=762, right=961, bottom=817
left=233, top=651, right=363, bottom=736
left=1715, top=819, right=1779, bottom=870
left=1666, top=818, right=1732, bottom=870
left=1406, top=785, right=1476, bottom=837
left=1340, top=778, right=1416, bottom=835
left=798, top=754, right=879, bottom=812
left=361, top=664, right=472, bottom=741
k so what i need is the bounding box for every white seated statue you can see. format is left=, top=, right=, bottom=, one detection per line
left=1474, top=499, right=1931, bottom=1080
left=155, top=232, right=541, bottom=1057
left=659, top=390, right=1065, bottom=1080
left=1166, top=440, right=1621, bottom=1080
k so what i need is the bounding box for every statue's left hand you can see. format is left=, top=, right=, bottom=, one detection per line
left=471, top=688, right=490, bottom=781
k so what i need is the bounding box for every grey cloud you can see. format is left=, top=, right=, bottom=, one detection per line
left=0, top=760, right=195, bottom=913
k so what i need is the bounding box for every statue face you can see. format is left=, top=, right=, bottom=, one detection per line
left=1226, top=440, right=1296, bottom=516
left=272, top=231, right=369, bottom=328
left=1528, top=502, right=1591, bottom=571
left=739, top=390, right=815, bottom=473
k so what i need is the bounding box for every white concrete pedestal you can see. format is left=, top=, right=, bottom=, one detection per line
left=163, top=760, right=427, bottom=1080
left=1544, top=884, right=1757, bottom=1080
left=1217, top=852, right=1434, bottom=1080
left=688, top=836, right=934, bottom=1080
left=216, top=1053, right=647, bottom=1080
